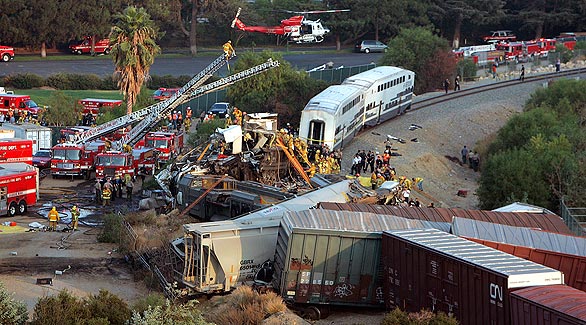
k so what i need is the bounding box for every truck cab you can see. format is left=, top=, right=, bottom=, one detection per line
left=95, top=151, right=134, bottom=180
left=51, top=141, right=104, bottom=179
left=145, top=131, right=184, bottom=162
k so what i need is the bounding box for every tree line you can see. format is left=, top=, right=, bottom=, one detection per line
left=1, top=0, right=586, bottom=55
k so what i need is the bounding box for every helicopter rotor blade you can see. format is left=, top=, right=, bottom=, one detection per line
left=282, top=9, right=350, bottom=15
left=231, top=7, right=242, bottom=28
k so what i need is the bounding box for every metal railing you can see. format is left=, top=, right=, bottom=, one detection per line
left=560, top=198, right=586, bottom=236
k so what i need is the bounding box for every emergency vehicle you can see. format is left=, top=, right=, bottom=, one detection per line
left=0, top=45, right=14, bottom=62
left=0, top=139, right=33, bottom=165
left=0, top=163, right=38, bottom=217
left=70, top=37, right=111, bottom=55
left=144, top=131, right=184, bottom=162
left=152, top=88, right=180, bottom=101
left=0, top=94, right=41, bottom=117
left=60, top=126, right=94, bottom=142
left=78, top=98, right=123, bottom=116
left=95, top=147, right=157, bottom=180
left=95, top=151, right=135, bottom=180
left=50, top=140, right=104, bottom=179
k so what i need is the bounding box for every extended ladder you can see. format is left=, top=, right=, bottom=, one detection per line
left=71, top=54, right=228, bottom=145
left=114, top=58, right=281, bottom=150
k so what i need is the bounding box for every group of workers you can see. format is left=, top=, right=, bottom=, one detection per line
left=95, top=174, right=135, bottom=206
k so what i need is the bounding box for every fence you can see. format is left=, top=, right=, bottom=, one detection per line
left=181, top=63, right=377, bottom=114
left=559, top=199, right=586, bottom=237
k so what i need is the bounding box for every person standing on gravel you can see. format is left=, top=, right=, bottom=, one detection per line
left=461, top=145, right=469, bottom=165
left=70, top=205, right=80, bottom=231
left=442, top=78, right=450, bottom=94
left=47, top=207, right=60, bottom=231
left=454, top=75, right=461, bottom=91
left=520, top=65, right=525, bottom=81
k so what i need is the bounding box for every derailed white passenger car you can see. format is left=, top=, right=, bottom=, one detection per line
left=299, top=66, right=415, bottom=150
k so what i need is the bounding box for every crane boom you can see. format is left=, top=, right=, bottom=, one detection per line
left=114, top=58, right=280, bottom=150
left=70, top=54, right=228, bottom=145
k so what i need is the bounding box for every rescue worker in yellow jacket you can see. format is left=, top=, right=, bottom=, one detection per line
left=223, top=40, right=235, bottom=60
left=412, top=177, right=424, bottom=191
left=102, top=187, right=112, bottom=206
left=47, top=207, right=60, bottom=231
left=70, top=205, right=80, bottom=231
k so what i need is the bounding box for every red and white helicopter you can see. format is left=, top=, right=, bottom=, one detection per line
left=231, top=8, right=349, bottom=44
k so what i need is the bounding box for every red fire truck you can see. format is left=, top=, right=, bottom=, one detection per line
left=0, top=163, right=38, bottom=217
left=70, top=37, right=111, bottom=55
left=50, top=140, right=105, bottom=179
left=78, top=98, right=123, bottom=117
left=144, top=131, right=184, bottom=162
left=0, top=139, right=33, bottom=165
left=95, top=147, right=157, bottom=180
left=152, top=88, right=180, bottom=101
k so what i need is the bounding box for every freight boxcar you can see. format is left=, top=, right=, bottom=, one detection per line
left=382, top=229, right=564, bottom=325
left=175, top=217, right=282, bottom=294
left=510, top=285, right=586, bottom=325
left=273, top=209, right=441, bottom=319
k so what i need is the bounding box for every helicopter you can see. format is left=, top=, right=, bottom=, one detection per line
left=231, top=8, right=349, bottom=44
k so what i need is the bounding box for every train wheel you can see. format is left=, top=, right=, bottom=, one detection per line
left=18, top=201, right=27, bottom=214
left=303, top=306, right=321, bottom=320
left=8, top=203, right=17, bottom=217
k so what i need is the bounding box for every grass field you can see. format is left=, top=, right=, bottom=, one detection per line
left=22, top=89, right=123, bottom=105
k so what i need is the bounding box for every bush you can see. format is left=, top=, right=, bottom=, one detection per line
left=554, top=44, right=573, bottom=63
left=456, top=59, right=477, bottom=80
left=0, top=282, right=28, bottom=325
left=205, top=286, right=286, bottom=324
left=98, top=212, right=123, bottom=243
left=147, top=75, right=192, bottom=89
left=74, top=74, right=104, bottom=90
left=3, top=73, right=44, bottom=89
left=31, top=289, right=131, bottom=325
left=132, top=293, right=167, bottom=316
left=381, top=307, right=458, bottom=325
left=45, top=73, right=73, bottom=90
left=130, top=300, right=211, bottom=325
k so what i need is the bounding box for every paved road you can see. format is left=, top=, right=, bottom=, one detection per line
left=0, top=52, right=384, bottom=77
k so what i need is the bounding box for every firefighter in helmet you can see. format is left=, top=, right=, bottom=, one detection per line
left=223, top=40, right=235, bottom=60
left=47, top=207, right=60, bottom=231
left=70, top=205, right=80, bottom=231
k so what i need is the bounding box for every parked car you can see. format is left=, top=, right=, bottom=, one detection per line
left=354, top=40, right=388, bottom=53
left=32, top=149, right=52, bottom=168
left=207, top=102, right=231, bottom=118
left=482, top=30, right=516, bottom=43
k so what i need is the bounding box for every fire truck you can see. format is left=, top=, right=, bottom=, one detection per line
left=144, top=131, right=184, bottom=162
left=95, top=151, right=135, bottom=180
left=70, top=37, right=111, bottom=55
left=0, top=45, right=14, bottom=62
left=95, top=147, right=157, bottom=180
left=0, top=139, right=33, bottom=165
left=79, top=98, right=123, bottom=117
left=0, top=163, right=38, bottom=217
left=50, top=140, right=104, bottom=179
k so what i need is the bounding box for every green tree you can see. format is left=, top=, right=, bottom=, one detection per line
left=226, top=50, right=327, bottom=126
left=478, top=80, right=586, bottom=211
left=381, top=27, right=456, bottom=93
left=110, top=6, right=161, bottom=115
left=429, top=0, right=505, bottom=48
left=506, top=0, right=582, bottom=39
left=43, top=91, right=81, bottom=126
left=0, top=282, right=28, bottom=325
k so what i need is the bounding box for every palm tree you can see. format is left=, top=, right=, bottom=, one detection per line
left=110, top=6, right=161, bottom=115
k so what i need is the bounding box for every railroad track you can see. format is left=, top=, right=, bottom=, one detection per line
left=411, top=67, right=586, bottom=111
